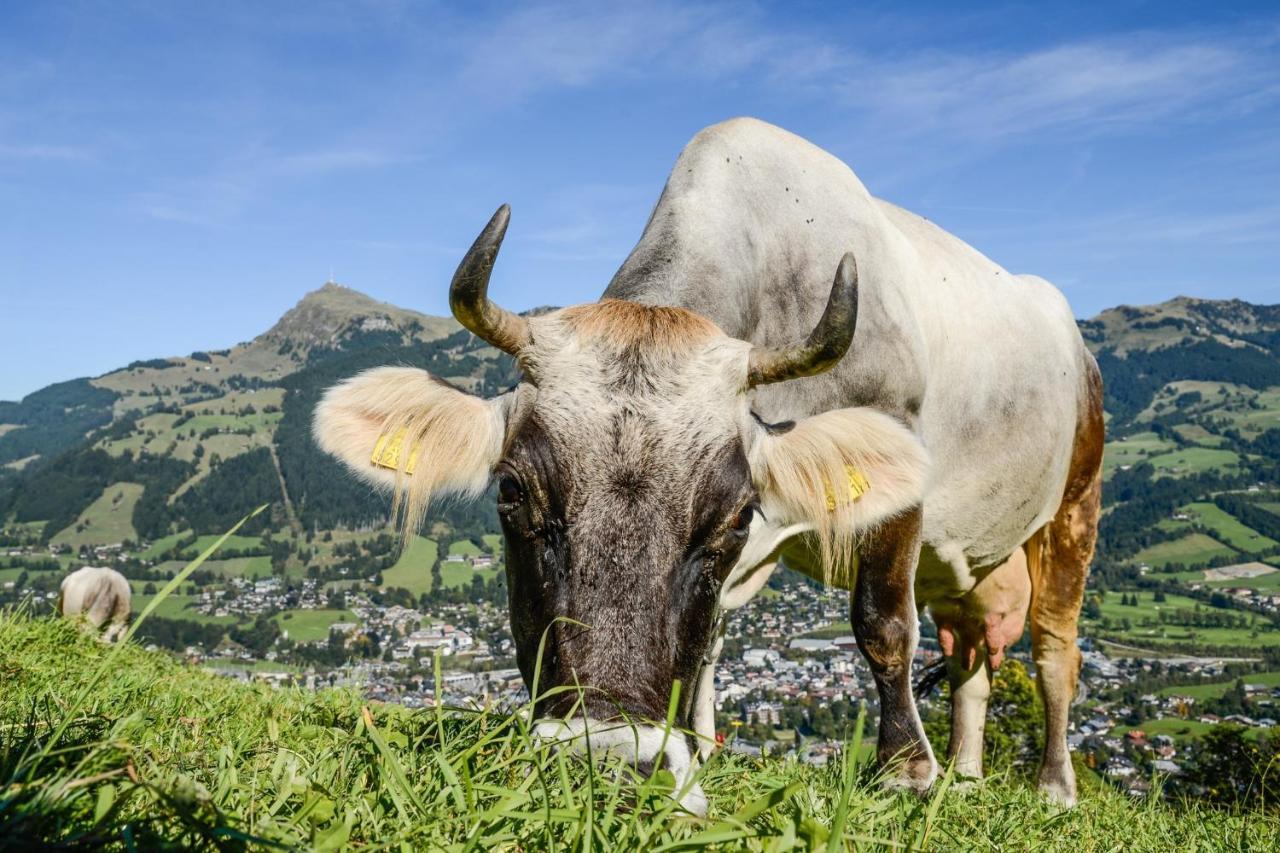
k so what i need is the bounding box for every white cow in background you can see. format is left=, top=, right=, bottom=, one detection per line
left=58, top=566, right=132, bottom=642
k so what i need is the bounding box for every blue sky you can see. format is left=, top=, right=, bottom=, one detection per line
left=1, top=1, right=1277, bottom=401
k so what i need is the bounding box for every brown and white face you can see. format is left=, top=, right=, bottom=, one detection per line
left=314, top=206, right=930, bottom=812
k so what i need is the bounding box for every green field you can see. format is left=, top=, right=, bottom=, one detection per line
left=1113, top=718, right=1215, bottom=740
left=184, top=533, right=265, bottom=555
left=1102, top=432, right=1178, bottom=477
left=1164, top=566, right=1280, bottom=591
left=49, top=483, right=145, bottom=548
left=440, top=561, right=500, bottom=588
left=1181, top=502, right=1280, bottom=553
left=272, top=608, right=358, bottom=643
left=129, top=591, right=239, bottom=624
left=1157, top=671, right=1280, bottom=701
left=381, top=536, right=438, bottom=595
left=447, top=538, right=484, bottom=557
left=1213, top=388, right=1280, bottom=436
left=140, top=530, right=193, bottom=559
left=1133, top=533, right=1237, bottom=569
left=1146, top=447, right=1243, bottom=478
left=1086, top=590, right=1275, bottom=648
left=153, top=555, right=273, bottom=579
left=3, top=613, right=1274, bottom=849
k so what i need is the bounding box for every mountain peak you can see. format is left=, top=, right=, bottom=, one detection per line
left=259, top=282, right=458, bottom=353
left=1082, top=294, right=1280, bottom=355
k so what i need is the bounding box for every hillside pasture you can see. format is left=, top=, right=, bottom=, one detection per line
left=140, top=530, right=193, bottom=559
left=1102, top=431, right=1177, bottom=477
left=3, top=613, right=1275, bottom=849
left=129, top=590, right=239, bottom=624
left=1084, top=590, right=1274, bottom=649
left=153, top=556, right=273, bottom=579
left=440, top=560, right=500, bottom=589
left=1157, top=670, right=1280, bottom=701
left=1212, top=387, right=1280, bottom=436
left=1161, top=564, right=1280, bottom=591
left=380, top=535, right=438, bottom=595
left=1133, top=533, right=1237, bottom=569
left=1181, top=502, right=1280, bottom=553
left=49, top=482, right=145, bottom=548
left=272, top=607, right=358, bottom=642
left=1146, top=447, right=1242, bottom=478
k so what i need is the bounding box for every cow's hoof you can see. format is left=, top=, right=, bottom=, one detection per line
left=948, top=775, right=985, bottom=796
left=1037, top=765, right=1077, bottom=808
left=881, top=756, right=937, bottom=796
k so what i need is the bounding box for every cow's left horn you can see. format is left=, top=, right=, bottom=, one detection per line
left=748, top=253, right=858, bottom=386
left=449, top=204, right=532, bottom=355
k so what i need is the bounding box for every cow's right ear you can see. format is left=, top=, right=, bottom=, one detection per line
left=313, top=367, right=506, bottom=516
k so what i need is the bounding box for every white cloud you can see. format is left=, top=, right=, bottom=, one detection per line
left=835, top=36, right=1276, bottom=141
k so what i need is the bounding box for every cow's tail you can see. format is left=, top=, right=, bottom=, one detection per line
left=913, top=655, right=949, bottom=699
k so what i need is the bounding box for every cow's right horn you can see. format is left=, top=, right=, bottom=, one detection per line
left=747, top=253, right=858, bottom=386
left=449, top=204, right=532, bottom=356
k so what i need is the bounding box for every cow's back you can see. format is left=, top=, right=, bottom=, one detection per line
left=872, top=199, right=1088, bottom=578
left=608, top=118, right=1092, bottom=582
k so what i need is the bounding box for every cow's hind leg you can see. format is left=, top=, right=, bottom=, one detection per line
left=1026, top=361, right=1103, bottom=807
left=854, top=508, right=936, bottom=792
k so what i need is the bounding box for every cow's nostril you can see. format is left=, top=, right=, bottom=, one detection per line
left=634, top=759, right=658, bottom=778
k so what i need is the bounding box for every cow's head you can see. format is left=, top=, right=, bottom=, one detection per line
left=315, top=206, right=928, bottom=811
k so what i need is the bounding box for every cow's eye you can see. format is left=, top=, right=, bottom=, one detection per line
left=730, top=504, right=754, bottom=535
left=497, top=473, right=523, bottom=506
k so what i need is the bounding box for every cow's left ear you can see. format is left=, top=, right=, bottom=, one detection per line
left=314, top=366, right=507, bottom=531
left=751, top=407, right=930, bottom=568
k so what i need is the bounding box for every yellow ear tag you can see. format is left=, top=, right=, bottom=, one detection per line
left=824, top=465, right=871, bottom=512
left=371, top=428, right=418, bottom=475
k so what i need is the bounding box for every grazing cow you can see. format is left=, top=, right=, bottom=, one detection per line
left=315, top=118, right=1101, bottom=812
left=58, top=566, right=132, bottom=643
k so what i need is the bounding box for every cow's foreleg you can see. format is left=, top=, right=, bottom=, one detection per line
left=853, top=507, right=936, bottom=792
left=692, top=616, right=725, bottom=760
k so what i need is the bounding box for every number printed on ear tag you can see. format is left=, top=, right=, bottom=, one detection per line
left=824, top=464, right=871, bottom=512
left=371, top=428, right=418, bottom=475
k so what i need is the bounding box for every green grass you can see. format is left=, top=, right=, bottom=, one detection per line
left=139, top=529, right=193, bottom=559
left=447, top=538, right=484, bottom=557
left=1181, top=502, right=1280, bottom=553
left=273, top=608, right=358, bottom=643
left=153, top=555, right=274, bottom=579
left=1133, top=533, right=1238, bottom=569
left=1146, top=447, right=1243, bottom=478
left=381, top=536, right=439, bottom=595
left=49, top=483, right=145, bottom=547
left=2, top=613, right=1275, bottom=849
left=128, top=592, right=239, bottom=624
left=1157, top=671, right=1280, bottom=701
left=1102, top=431, right=1178, bottom=477
left=1113, top=718, right=1216, bottom=739
left=1085, top=590, right=1277, bottom=648
left=440, top=561, right=499, bottom=588
left=184, top=533, right=265, bottom=555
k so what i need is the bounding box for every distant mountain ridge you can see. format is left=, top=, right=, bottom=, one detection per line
left=1, top=289, right=1278, bottom=551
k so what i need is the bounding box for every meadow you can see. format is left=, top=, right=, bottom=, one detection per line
left=1133, top=534, right=1237, bottom=569
left=4, top=613, right=1277, bottom=850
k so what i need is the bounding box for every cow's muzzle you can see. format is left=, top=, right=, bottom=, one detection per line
left=533, top=718, right=708, bottom=816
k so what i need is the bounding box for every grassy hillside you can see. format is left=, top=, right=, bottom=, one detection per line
left=1, top=614, right=1274, bottom=850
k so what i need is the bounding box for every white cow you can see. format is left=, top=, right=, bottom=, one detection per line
left=58, top=566, right=132, bottom=643
left=316, top=118, right=1102, bottom=812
